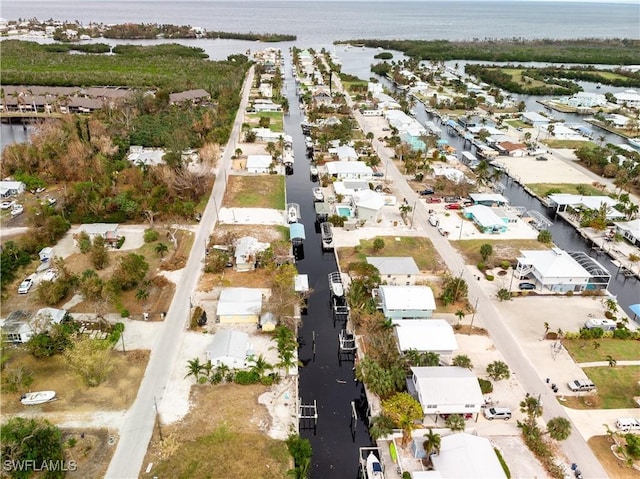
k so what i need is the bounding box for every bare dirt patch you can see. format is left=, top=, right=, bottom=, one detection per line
left=1, top=349, right=149, bottom=414
left=587, top=435, right=640, bottom=479
left=140, top=384, right=290, bottom=479
left=210, top=224, right=287, bottom=244
left=63, top=428, right=115, bottom=479
left=200, top=268, right=274, bottom=291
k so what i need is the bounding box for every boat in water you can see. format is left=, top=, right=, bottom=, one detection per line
left=313, top=187, right=324, bottom=202
left=328, top=272, right=344, bottom=298
left=627, top=138, right=640, bottom=151
left=287, top=206, right=298, bottom=224
left=310, top=165, right=319, bottom=178
left=320, top=221, right=333, bottom=250
left=366, top=452, right=385, bottom=479
left=21, top=390, right=56, bottom=405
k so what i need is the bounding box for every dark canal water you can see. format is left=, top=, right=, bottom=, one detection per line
left=411, top=102, right=640, bottom=319
left=282, top=53, right=373, bottom=477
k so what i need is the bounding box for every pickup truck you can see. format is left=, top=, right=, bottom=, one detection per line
left=567, top=379, right=596, bottom=392
left=616, top=417, right=640, bottom=432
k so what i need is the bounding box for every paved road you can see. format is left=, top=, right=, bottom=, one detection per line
left=334, top=74, right=609, bottom=478
left=105, top=66, right=254, bottom=479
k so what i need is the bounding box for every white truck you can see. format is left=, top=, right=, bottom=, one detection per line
left=616, top=417, right=640, bottom=432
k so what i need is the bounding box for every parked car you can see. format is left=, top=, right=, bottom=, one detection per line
left=427, top=197, right=442, bottom=203
left=615, top=417, right=640, bottom=432
left=518, top=282, right=536, bottom=290
left=440, top=413, right=473, bottom=420
left=536, top=156, right=549, bottom=161
left=10, top=205, right=24, bottom=217
left=372, top=171, right=384, bottom=178
left=444, top=196, right=461, bottom=203
left=18, top=276, right=34, bottom=294
left=428, top=215, right=439, bottom=227
left=437, top=227, right=449, bottom=237
left=418, top=188, right=435, bottom=196
left=584, top=318, right=617, bottom=331
left=444, top=203, right=461, bottom=210
left=567, top=379, right=596, bottom=392
left=41, top=270, right=58, bottom=282
left=1, top=200, right=16, bottom=210
left=483, top=407, right=512, bottom=421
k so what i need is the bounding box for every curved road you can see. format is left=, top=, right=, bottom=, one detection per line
left=105, top=66, right=254, bottom=479
left=334, top=74, right=608, bottom=478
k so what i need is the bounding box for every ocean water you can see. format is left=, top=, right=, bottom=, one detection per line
left=2, top=1, right=639, bottom=46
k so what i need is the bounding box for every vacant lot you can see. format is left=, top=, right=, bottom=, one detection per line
left=453, top=239, right=548, bottom=266
left=224, top=175, right=285, bottom=209
left=141, top=384, right=290, bottom=479
left=526, top=183, right=603, bottom=198
left=564, top=339, right=640, bottom=363
left=246, top=112, right=284, bottom=132
left=1, top=349, right=149, bottom=414
left=63, top=428, right=115, bottom=479
left=338, top=236, right=445, bottom=272
left=588, top=435, right=640, bottom=479
left=582, top=365, right=640, bottom=409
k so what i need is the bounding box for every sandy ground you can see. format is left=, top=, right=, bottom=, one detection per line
left=492, top=152, right=594, bottom=185
left=218, top=207, right=285, bottom=225
left=429, top=206, right=539, bottom=240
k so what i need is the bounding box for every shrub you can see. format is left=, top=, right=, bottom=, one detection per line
left=604, top=311, right=614, bottom=319
left=478, top=378, right=493, bottom=394
left=144, top=229, right=160, bottom=243
left=565, top=290, right=573, bottom=297
left=487, top=361, right=510, bottom=381
left=120, top=309, right=130, bottom=318
left=613, top=328, right=632, bottom=339
left=234, top=370, right=260, bottom=384
left=477, top=262, right=486, bottom=271
left=373, top=238, right=385, bottom=251
left=485, top=274, right=494, bottom=281
left=116, top=236, right=126, bottom=249
left=494, top=447, right=511, bottom=478
left=500, top=261, right=510, bottom=270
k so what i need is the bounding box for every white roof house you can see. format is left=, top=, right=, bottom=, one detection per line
left=614, top=89, right=640, bottom=108
left=216, top=288, right=263, bottom=324
left=614, top=218, right=640, bottom=246
left=376, top=285, right=436, bottom=320
left=548, top=194, right=625, bottom=220
left=77, top=223, right=121, bottom=244
left=0, top=180, right=26, bottom=197
left=326, top=161, right=373, bottom=180
left=246, top=155, right=273, bottom=173
left=127, top=146, right=165, bottom=166
left=205, top=329, right=251, bottom=369
left=233, top=236, right=269, bottom=272
left=251, top=127, right=282, bottom=142
left=366, top=256, right=420, bottom=285
left=1, top=308, right=67, bottom=343
left=353, top=190, right=385, bottom=222
left=333, top=181, right=370, bottom=197
left=516, top=248, right=592, bottom=293
left=431, top=433, right=507, bottom=479
left=521, top=111, right=550, bottom=127
left=392, top=319, right=458, bottom=356
left=329, top=145, right=358, bottom=162
left=409, top=366, right=484, bottom=415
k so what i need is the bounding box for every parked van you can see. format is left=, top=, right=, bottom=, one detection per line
left=584, top=319, right=617, bottom=331
left=616, top=417, right=640, bottom=432
left=428, top=215, right=439, bottom=227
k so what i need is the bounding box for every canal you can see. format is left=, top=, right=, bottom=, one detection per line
left=412, top=102, right=640, bottom=319
left=282, top=52, right=373, bottom=477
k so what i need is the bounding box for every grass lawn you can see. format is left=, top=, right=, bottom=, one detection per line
left=337, top=236, right=445, bottom=272
left=224, top=175, right=285, bottom=209
left=342, top=80, right=367, bottom=94
left=505, top=119, right=529, bottom=128
left=588, top=436, right=640, bottom=479
left=501, top=68, right=547, bottom=88
left=453, top=239, right=549, bottom=265
left=246, top=112, right=284, bottom=132
left=541, top=139, right=596, bottom=149
left=526, top=182, right=604, bottom=198
left=563, top=339, right=640, bottom=363
left=583, top=366, right=640, bottom=409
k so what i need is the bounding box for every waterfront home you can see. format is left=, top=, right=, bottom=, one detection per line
left=373, top=285, right=436, bottom=320
left=326, top=161, right=373, bottom=180
left=469, top=193, right=509, bottom=207
left=0, top=180, right=25, bottom=198
left=464, top=205, right=508, bottom=234
left=614, top=219, right=640, bottom=247
left=258, top=83, right=273, bottom=98
left=205, top=329, right=251, bottom=369
left=1, top=308, right=67, bottom=344
left=521, top=111, right=550, bottom=128
left=407, top=366, right=484, bottom=417
left=233, top=236, right=269, bottom=272
left=497, top=141, right=528, bottom=157
left=312, top=87, right=333, bottom=107
left=216, top=288, right=263, bottom=324
left=547, top=194, right=625, bottom=220
left=516, top=248, right=611, bottom=292
left=252, top=99, right=281, bottom=112
left=246, top=155, right=273, bottom=173
left=250, top=127, right=282, bottom=143
left=613, top=89, right=640, bottom=108
left=542, top=123, right=584, bottom=141
left=333, top=181, right=370, bottom=198
left=430, top=433, right=508, bottom=479
left=353, top=190, right=385, bottom=223
left=392, top=319, right=458, bottom=358
left=366, top=256, right=420, bottom=286
left=328, top=145, right=358, bottom=162
left=563, top=91, right=607, bottom=108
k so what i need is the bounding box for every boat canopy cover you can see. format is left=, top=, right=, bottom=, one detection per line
left=289, top=223, right=306, bottom=240
left=630, top=304, right=640, bottom=318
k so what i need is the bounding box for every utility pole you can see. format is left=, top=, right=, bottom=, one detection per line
left=469, top=296, right=480, bottom=334
left=410, top=200, right=417, bottom=229
left=153, top=396, right=163, bottom=442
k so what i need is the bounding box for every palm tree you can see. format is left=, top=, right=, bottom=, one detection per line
left=606, top=355, right=617, bottom=367
left=423, top=429, right=441, bottom=469
left=155, top=242, right=169, bottom=258
left=455, top=309, right=465, bottom=326
left=135, top=288, right=149, bottom=305
left=184, top=357, right=205, bottom=381
left=249, top=354, right=273, bottom=378
left=546, top=417, right=572, bottom=441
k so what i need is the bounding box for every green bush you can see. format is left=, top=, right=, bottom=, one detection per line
left=478, top=378, right=493, bottom=394
left=613, top=328, right=632, bottom=339
left=144, top=229, right=160, bottom=243
left=485, top=274, right=495, bottom=281
left=500, top=261, right=510, bottom=270
left=120, top=309, right=130, bottom=318
left=604, top=311, right=614, bottom=319
left=234, top=370, right=260, bottom=384
left=565, top=290, right=574, bottom=297
left=477, top=262, right=486, bottom=271
left=116, top=236, right=126, bottom=249
left=494, top=447, right=511, bottom=478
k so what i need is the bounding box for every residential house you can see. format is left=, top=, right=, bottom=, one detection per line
left=1, top=308, right=67, bottom=343
left=564, top=92, right=607, bottom=108
left=463, top=205, right=508, bottom=234
left=258, top=83, right=273, bottom=98
left=233, top=236, right=269, bottom=272
left=216, top=288, right=263, bottom=324
left=392, top=319, right=458, bottom=358
left=353, top=189, right=385, bottom=223
left=76, top=223, right=121, bottom=246
left=374, top=285, right=436, bottom=320
left=516, top=247, right=611, bottom=292
left=251, top=127, right=282, bottom=143
left=326, top=161, right=373, bottom=180
left=329, top=145, right=358, bottom=162
left=543, top=123, right=584, bottom=141
left=312, top=88, right=332, bottom=107
left=469, top=193, right=509, bottom=207
left=407, top=366, right=484, bottom=417
left=521, top=111, right=550, bottom=128
left=128, top=146, right=165, bottom=167
left=614, top=219, right=640, bottom=246
left=0, top=180, right=25, bottom=198
left=39, top=247, right=54, bottom=262
left=430, top=433, right=508, bottom=479
left=205, top=329, right=251, bottom=369
left=333, top=181, right=370, bottom=198
left=246, top=155, right=273, bottom=173
left=253, top=99, right=281, bottom=112
left=169, top=89, right=211, bottom=106
left=613, top=89, right=640, bottom=108
left=498, top=141, right=528, bottom=157
left=366, top=256, right=420, bottom=286
left=547, top=194, right=625, bottom=220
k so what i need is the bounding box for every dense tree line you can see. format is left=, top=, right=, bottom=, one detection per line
left=339, top=38, right=640, bottom=65
left=465, top=64, right=582, bottom=95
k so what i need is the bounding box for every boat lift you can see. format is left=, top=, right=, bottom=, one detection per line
left=338, top=328, right=357, bottom=364
left=297, top=397, right=318, bottom=432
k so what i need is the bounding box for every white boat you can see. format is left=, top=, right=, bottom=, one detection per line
left=287, top=206, right=298, bottom=224
left=313, top=187, right=324, bottom=202
left=628, top=138, right=640, bottom=151
left=21, top=390, right=56, bottom=405
left=366, top=452, right=384, bottom=479
left=10, top=204, right=24, bottom=217
left=310, top=166, right=319, bottom=177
